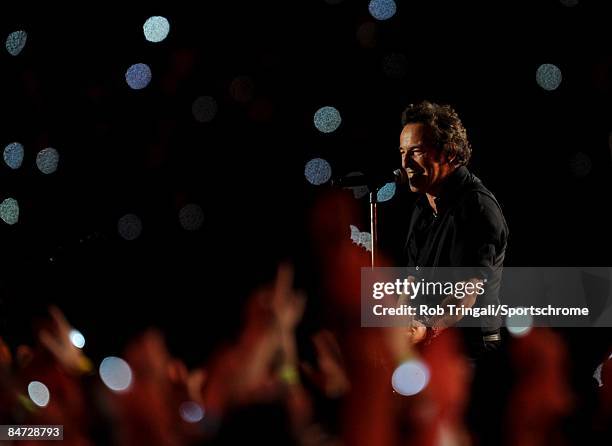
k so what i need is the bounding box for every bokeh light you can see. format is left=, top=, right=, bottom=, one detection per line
left=6, top=30, right=27, bottom=56
left=506, top=309, right=533, bottom=337
left=179, top=401, right=205, bottom=423
left=69, top=329, right=86, bottom=349
left=304, top=158, right=332, bottom=185
left=179, top=203, right=204, bottom=231
left=350, top=225, right=372, bottom=252
left=118, top=214, right=143, bottom=241
left=313, top=106, right=341, bottom=133
left=345, top=172, right=369, bottom=199
left=28, top=381, right=50, bottom=407
left=0, top=198, right=19, bottom=225
left=536, top=64, right=562, bottom=91
left=126, top=63, right=152, bottom=90
left=99, top=357, right=133, bottom=392
left=368, top=0, right=397, bottom=21
left=391, top=359, right=430, bottom=396
left=143, top=16, right=170, bottom=43
left=36, top=147, right=59, bottom=174
left=192, top=96, right=218, bottom=122
left=593, top=353, right=612, bottom=387
left=376, top=182, right=396, bottom=202
left=3, top=142, right=24, bottom=169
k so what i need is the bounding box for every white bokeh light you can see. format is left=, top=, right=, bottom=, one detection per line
left=536, top=64, right=562, bottom=91
left=28, top=381, right=50, bottom=407
left=0, top=198, right=19, bottom=225
left=179, top=401, right=205, bottom=423
left=143, top=16, right=170, bottom=43
left=350, top=225, right=372, bottom=252
left=99, top=357, right=133, bottom=392
left=506, top=309, right=533, bottom=337
left=69, top=329, right=86, bottom=349
left=391, top=359, right=430, bottom=396
left=314, top=106, right=342, bottom=133
left=593, top=353, right=612, bottom=387
left=36, top=148, right=59, bottom=174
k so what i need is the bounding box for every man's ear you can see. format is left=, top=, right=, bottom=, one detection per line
left=442, top=144, right=457, bottom=165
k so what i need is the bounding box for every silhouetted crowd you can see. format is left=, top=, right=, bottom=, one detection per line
left=1, top=192, right=610, bottom=445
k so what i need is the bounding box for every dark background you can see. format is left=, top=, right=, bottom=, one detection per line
left=0, top=1, right=610, bottom=412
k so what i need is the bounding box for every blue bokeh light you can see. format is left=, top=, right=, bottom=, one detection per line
left=6, top=30, right=27, bottom=56
left=376, top=182, right=396, bottom=202
left=3, top=142, right=24, bottom=169
left=304, top=158, right=332, bottom=185
left=368, top=0, right=397, bottom=21
left=126, top=63, right=152, bottom=90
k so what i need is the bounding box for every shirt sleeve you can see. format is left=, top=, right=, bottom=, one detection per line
left=451, top=191, right=509, bottom=281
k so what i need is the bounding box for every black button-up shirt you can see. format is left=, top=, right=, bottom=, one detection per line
left=404, top=166, right=509, bottom=330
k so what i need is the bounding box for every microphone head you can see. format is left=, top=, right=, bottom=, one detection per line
left=393, top=168, right=408, bottom=185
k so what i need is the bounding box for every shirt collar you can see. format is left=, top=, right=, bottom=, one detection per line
left=415, top=166, right=472, bottom=213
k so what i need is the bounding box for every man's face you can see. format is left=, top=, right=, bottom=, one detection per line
left=399, top=123, right=453, bottom=194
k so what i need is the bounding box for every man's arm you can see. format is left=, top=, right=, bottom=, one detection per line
left=427, top=277, right=483, bottom=329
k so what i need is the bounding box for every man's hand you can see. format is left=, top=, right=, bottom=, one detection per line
left=396, top=275, right=416, bottom=306
left=428, top=277, right=483, bottom=329
left=405, top=319, right=427, bottom=345
left=38, top=306, right=93, bottom=374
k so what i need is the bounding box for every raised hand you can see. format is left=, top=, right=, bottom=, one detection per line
left=38, top=306, right=92, bottom=375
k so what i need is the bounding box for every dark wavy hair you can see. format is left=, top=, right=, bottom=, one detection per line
left=401, top=101, right=472, bottom=167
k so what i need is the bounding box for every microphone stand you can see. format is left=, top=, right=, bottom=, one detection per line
left=369, top=187, right=378, bottom=268
left=334, top=171, right=404, bottom=268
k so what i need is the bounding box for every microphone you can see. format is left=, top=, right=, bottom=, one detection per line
left=332, top=169, right=407, bottom=188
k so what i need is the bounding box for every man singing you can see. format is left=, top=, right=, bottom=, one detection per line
left=399, top=100, right=509, bottom=358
